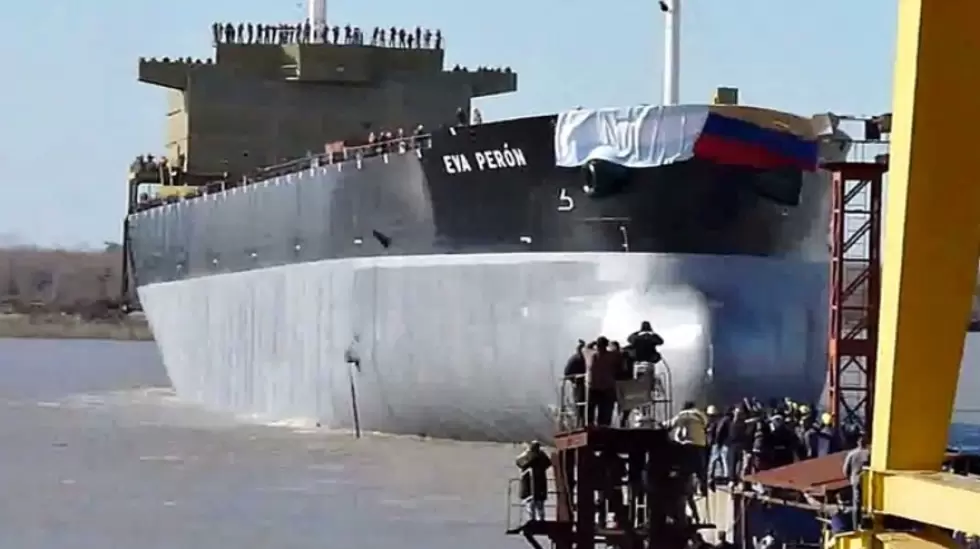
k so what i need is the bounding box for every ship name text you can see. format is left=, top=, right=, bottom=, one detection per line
left=441, top=147, right=527, bottom=174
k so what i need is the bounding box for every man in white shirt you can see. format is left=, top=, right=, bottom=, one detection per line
left=670, top=401, right=709, bottom=500
left=842, top=434, right=870, bottom=528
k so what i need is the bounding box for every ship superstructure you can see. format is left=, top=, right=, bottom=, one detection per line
left=132, top=24, right=515, bottom=179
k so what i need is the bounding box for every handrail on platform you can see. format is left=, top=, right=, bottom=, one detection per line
left=505, top=475, right=562, bottom=533
left=556, top=359, right=674, bottom=432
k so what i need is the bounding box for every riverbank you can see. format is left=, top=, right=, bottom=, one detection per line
left=0, top=313, right=153, bottom=341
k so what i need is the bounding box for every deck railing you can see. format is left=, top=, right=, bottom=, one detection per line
left=252, top=133, right=433, bottom=181
left=129, top=133, right=434, bottom=213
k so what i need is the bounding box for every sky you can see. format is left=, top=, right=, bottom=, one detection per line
left=0, top=0, right=895, bottom=248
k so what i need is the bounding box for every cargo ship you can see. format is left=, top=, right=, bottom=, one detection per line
left=123, top=3, right=849, bottom=442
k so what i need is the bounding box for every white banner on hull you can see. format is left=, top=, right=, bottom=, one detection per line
left=554, top=105, right=708, bottom=168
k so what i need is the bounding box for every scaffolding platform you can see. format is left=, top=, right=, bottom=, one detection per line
left=552, top=425, right=677, bottom=452
left=507, top=424, right=715, bottom=549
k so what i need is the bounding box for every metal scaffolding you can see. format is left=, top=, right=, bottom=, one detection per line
left=825, top=157, right=886, bottom=435
left=506, top=374, right=708, bottom=549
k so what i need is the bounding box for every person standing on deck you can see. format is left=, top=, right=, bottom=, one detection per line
left=728, top=405, right=750, bottom=482
left=768, top=414, right=801, bottom=467
left=563, top=340, right=587, bottom=427
left=818, top=412, right=844, bottom=455
left=607, top=341, right=632, bottom=426
left=707, top=405, right=733, bottom=489
left=842, top=434, right=869, bottom=529
left=670, top=401, right=709, bottom=498
left=516, top=441, right=551, bottom=522
left=627, top=321, right=664, bottom=366
left=627, top=321, right=665, bottom=406
left=584, top=337, right=618, bottom=426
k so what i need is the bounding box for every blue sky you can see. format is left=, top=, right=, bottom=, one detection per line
left=0, top=0, right=895, bottom=247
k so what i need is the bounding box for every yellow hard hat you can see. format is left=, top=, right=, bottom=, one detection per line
left=706, top=405, right=718, bottom=415
left=821, top=412, right=833, bottom=426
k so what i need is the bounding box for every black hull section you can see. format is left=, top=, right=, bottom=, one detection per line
left=127, top=116, right=829, bottom=285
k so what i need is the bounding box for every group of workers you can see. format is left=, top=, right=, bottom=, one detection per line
left=559, top=321, right=863, bottom=482
left=561, top=321, right=666, bottom=428
left=516, top=322, right=980, bottom=546
left=211, top=21, right=443, bottom=49
left=361, top=127, right=429, bottom=156
left=515, top=320, right=872, bottom=543
left=350, top=106, right=485, bottom=157
left=706, top=396, right=862, bottom=486
left=130, top=118, right=439, bottom=212
left=130, top=100, right=497, bottom=214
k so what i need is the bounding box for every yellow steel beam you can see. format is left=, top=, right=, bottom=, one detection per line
left=872, top=470, right=980, bottom=533
left=833, top=530, right=956, bottom=549
left=866, top=0, right=980, bottom=539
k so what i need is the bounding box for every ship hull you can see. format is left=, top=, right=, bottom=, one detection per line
left=129, top=105, right=838, bottom=442
left=138, top=251, right=827, bottom=442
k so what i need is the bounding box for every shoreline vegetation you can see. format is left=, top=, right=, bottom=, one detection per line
left=0, top=243, right=152, bottom=341
left=0, top=313, right=152, bottom=341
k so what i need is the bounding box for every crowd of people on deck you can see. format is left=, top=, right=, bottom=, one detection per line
left=211, top=22, right=443, bottom=49
left=131, top=103, right=492, bottom=212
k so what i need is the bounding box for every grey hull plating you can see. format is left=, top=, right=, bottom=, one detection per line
left=128, top=115, right=835, bottom=442
left=138, top=252, right=827, bottom=442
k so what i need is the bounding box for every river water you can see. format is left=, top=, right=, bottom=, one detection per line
left=0, top=337, right=978, bottom=548
left=0, top=338, right=526, bottom=549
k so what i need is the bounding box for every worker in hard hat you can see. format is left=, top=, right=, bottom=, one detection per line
left=815, top=412, right=844, bottom=456
left=794, top=404, right=815, bottom=455
left=798, top=404, right=813, bottom=424
left=767, top=413, right=800, bottom=468
left=801, top=414, right=822, bottom=459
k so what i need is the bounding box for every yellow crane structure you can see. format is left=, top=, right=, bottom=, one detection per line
left=838, top=2, right=980, bottom=548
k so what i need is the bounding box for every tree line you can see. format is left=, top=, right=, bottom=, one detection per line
left=0, top=244, right=129, bottom=320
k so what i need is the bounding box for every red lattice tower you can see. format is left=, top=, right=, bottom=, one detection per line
left=825, top=161, right=886, bottom=435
